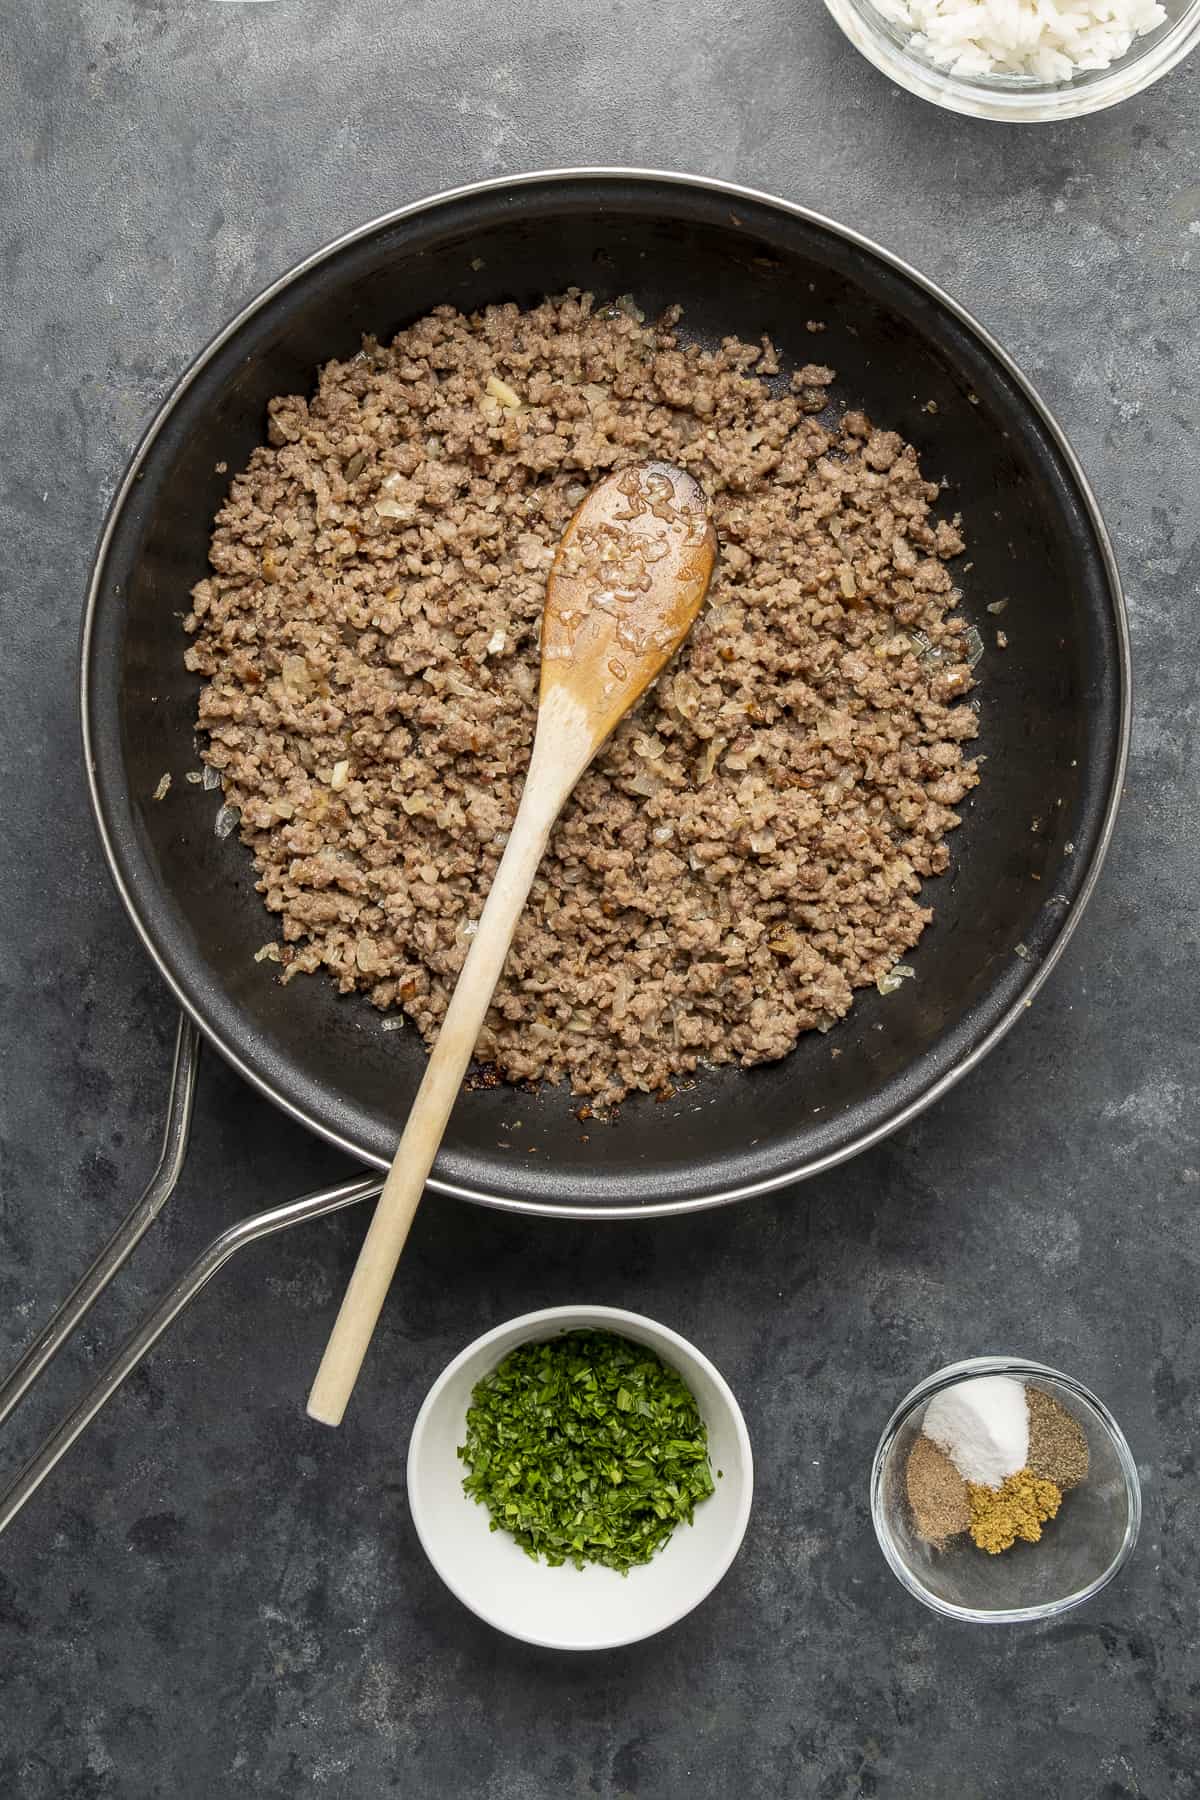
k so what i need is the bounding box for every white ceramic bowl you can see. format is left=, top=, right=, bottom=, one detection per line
left=407, top=1305, right=753, bottom=1649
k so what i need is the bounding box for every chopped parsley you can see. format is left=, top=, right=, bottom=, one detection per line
left=458, top=1330, right=715, bottom=1573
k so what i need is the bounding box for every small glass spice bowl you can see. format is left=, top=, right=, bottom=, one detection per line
left=821, top=0, right=1200, bottom=121
left=871, top=1357, right=1140, bottom=1623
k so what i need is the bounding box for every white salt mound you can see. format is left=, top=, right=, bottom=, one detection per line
left=872, top=0, right=1168, bottom=79
left=922, top=1375, right=1029, bottom=1488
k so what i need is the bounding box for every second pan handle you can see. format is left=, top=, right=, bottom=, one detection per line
left=0, top=1014, right=200, bottom=1433
left=0, top=1011, right=381, bottom=1536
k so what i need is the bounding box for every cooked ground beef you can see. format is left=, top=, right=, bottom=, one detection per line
left=185, top=293, right=979, bottom=1105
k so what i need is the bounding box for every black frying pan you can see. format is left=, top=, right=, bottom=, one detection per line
left=81, top=169, right=1130, bottom=1218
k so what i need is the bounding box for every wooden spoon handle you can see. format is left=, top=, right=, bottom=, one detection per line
left=306, top=732, right=578, bottom=1426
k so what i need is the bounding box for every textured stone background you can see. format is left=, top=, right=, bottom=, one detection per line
left=2, top=2, right=1198, bottom=1795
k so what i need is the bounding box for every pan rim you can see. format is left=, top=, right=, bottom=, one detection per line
left=79, top=165, right=1131, bottom=1220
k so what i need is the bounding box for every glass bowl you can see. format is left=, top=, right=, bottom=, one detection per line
left=822, top=0, right=1200, bottom=119
left=871, top=1357, right=1140, bottom=1622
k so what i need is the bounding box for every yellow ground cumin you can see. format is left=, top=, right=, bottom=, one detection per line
left=967, top=1469, right=1062, bottom=1553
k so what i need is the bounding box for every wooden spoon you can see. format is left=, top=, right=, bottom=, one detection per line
left=307, top=461, right=717, bottom=1425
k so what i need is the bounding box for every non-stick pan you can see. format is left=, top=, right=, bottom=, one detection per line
left=0, top=170, right=1128, bottom=1528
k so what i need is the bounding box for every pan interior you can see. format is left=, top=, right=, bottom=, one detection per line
left=86, top=176, right=1123, bottom=1212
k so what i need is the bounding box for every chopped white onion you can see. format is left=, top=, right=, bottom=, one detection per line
left=875, top=0, right=1166, bottom=76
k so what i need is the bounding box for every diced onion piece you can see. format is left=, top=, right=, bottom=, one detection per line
left=876, top=963, right=915, bottom=996
left=696, top=737, right=724, bottom=786
left=486, top=375, right=523, bottom=411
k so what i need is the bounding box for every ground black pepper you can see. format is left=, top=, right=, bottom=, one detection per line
left=1026, top=1386, right=1090, bottom=1490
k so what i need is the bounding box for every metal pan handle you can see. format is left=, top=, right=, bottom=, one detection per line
left=0, top=1013, right=381, bottom=1535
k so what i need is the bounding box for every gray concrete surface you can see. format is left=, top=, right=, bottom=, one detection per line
left=2, top=1, right=1198, bottom=1794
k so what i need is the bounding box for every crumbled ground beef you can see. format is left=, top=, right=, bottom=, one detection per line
left=185, top=294, right=979, bottom=1105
